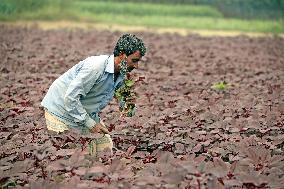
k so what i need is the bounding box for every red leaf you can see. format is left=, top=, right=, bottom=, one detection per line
left=126, top=145, right=136, bottom=157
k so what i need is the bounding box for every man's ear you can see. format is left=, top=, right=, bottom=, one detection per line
left=119, top=52, right=127, bottom=59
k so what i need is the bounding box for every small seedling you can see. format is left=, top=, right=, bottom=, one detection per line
left=211, top=81, right=229, bottom=91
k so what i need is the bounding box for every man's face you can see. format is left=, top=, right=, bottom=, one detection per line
left=124, top=51, right=142, bottom=72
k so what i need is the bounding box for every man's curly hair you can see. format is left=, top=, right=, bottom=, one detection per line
left=113, top=34, right=146, bottom=57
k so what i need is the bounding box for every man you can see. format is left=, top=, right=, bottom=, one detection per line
left=41, top=34, right=146, bottom=156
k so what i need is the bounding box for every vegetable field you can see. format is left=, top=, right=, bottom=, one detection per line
left=0, top=25, right=284, bottom=188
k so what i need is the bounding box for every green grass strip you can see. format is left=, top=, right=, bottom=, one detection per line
left=0, top=0, right=283, bottom=33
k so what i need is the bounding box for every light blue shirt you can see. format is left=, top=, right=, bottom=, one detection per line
left=41, top=54, right=124, bottom=131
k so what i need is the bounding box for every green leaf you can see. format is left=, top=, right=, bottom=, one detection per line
left=125, top=79, right=135, bottom=87
left=211, top=81, right=228, bottom=90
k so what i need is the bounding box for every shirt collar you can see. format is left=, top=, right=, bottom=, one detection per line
left=105, top=54, right=114, bottom=73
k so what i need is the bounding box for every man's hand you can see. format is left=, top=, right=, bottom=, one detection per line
left=90, top=122, right=110, bottom=134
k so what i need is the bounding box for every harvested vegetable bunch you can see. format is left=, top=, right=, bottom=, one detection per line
left=115, top=73, right=137, bottom=117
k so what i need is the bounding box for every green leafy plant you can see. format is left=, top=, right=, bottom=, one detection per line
left=211, top=81, right=229, bottom=91
left=0, top=180, right=16, bottom=189
left=115, top=75, right=137, bottom=117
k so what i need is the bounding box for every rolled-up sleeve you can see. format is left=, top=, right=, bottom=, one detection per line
left=64, top=62, right=103, bottom=129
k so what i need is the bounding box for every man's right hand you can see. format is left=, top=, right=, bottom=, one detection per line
left=89, top=122, right=109, bottom=134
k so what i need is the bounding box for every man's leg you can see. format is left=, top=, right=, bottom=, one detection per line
left=44, top=110, right=69, bottom=133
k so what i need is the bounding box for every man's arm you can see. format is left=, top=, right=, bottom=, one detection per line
left=63, top=59, right=103, bottom=130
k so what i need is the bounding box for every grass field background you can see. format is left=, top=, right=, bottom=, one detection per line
left=0, top=0, right=283, bottom=34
